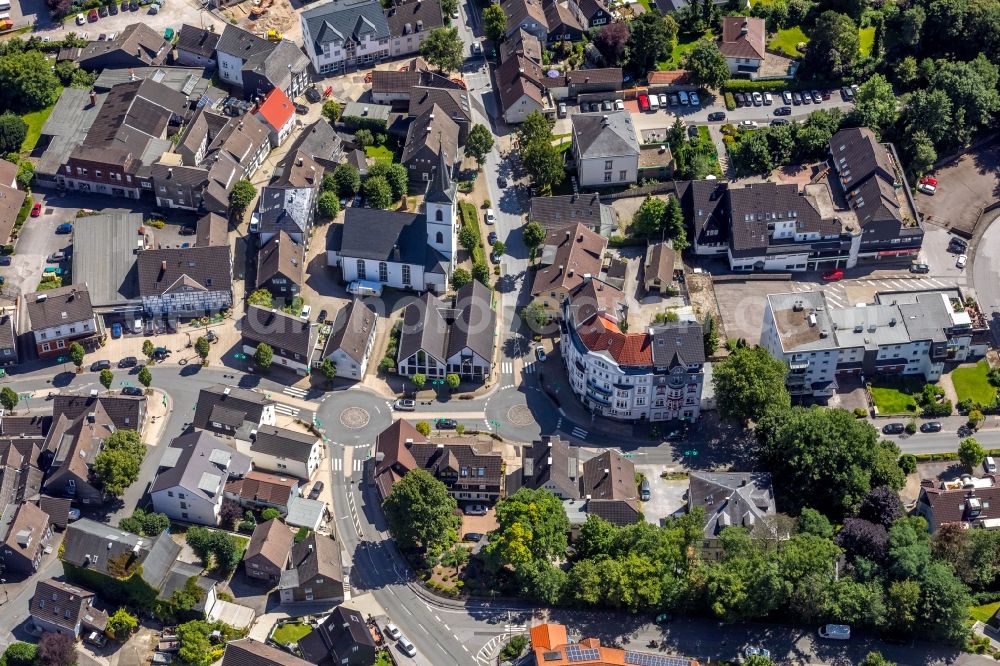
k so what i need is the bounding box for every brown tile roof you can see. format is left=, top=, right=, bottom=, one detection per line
left=384, top=0, right=445, bottom=36
left=38, top=496, right=72, bottom=530
left=647, top=69, right=691, bottom=86
left=196, top=213, right=229, bottom=248
left=0, top=183, right=26, bottom=245
left=918, top=475, right=1000, bottom=530
left=495, top=54, right=547, bottom=114
left=51, top=393, right=144, bottom=432
left=719, top=16, right=766, bottom=60
left=531, top=223, right=607, bottom=297
left=288, top=532, right=342, bottom=586
left=30, top=579, right=107, bottom=633
left=136, top=245, right=232, bottom=297
left=244, top=518, right=293, bottom=569
left=500, top=28, right=543, bottom=63
left=25, top=285, right=94, bottom=331
left=502, top=0, right=548, bottom=31
left=582, top=450, right=636, bottom=502
left=323, top=299, right=377, bottom=364
left=77, top=23, right=170, bottom=68
left=577, top=314, right=653, bottom=366
left=224, top=470, right=297, bottom=507
left=222, top=638, right=313, bottom=666
left=644, top=242, right=675, bottom=284
left=565, top=68, right=623, bottom=87
left=242, top=306, right=317, bottom=359
left=401, top=104, right=460, bottom=168
left=2, top=502, right=49, bottom=562
left=273, top=150, right=324, bottom=189
left=256, top=230, right=305, bottom=289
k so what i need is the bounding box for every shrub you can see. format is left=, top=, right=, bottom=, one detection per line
left=237, top=520, right=255, bottom=534
left=899, top=454, right=917, bottom=475
left=905, top=420, right=917, bottom=434
left=724, top=92, right=736, bottom=110
left=853, top=407, right=869, bottom=418
left=261, top=508, right=281, bottom=521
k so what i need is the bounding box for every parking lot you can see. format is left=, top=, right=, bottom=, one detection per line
left=0, top=189, right=76, bottom=302
left=919, top=137, right=1000, bottom=235
left=34, top=0, right=227, bottom=40
left=635, top=465, right=688, bottom=526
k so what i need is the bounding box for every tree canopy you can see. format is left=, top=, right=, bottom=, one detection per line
left=625, top=13, right=677, bottom=74
left=382, top=469, right=460, bottom=553
left=419, top=27, right=464, bottom=73
left=683, top=39, right=730, bottom=89
left=712, top=345, right=790, bottom=424
left=92, top=429, right=145, bottom=497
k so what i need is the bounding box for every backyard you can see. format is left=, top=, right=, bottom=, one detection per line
left=21, top=86, right=63, bottom=154
left=951, top=360, right=997, bottom=405
left=767, top=26, right=808, bottom=57
left=272, top=622, right=312, bottom=645
left=868, top=377, right=924, bottom=414
left=659, top=30, right=715, bottom=70
left=970, top=601, right=1000, bottom=623
left=365, top=145, right=394, bottom=162
left=858, top=26, right=876, bottom=57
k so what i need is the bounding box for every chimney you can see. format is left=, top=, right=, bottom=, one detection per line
left=89, top=91, right=97, bottom=106
left=160, top=260, right=167, bottom=271
left=167, top=167, right=173, bottom=178
left=297, top=157, right=303, bottom=166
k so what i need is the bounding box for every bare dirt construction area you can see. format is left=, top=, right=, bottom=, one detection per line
left=920, top=138, right=1000, bottom=235
left=225, top=0, right=302, bottom=41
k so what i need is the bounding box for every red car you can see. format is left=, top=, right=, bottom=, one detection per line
left=30, top=203, right=42, bottom=217
left=822, top=269, right=845, bottom=282
left=637, top=94, right=649, bottom=111
left=920, top=176, right=938, bottom=187
left=88, top=8, right=98, bottom=21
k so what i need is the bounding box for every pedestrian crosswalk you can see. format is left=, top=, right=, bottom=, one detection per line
left=522, top=361, right=536, bottom=375
left=332, top=458, right=368, bottom=472
left=570, top=426, right=588, bottom=439
left=274, top=403, right=300, bottom=417
left=790, top=276, right=959, bottom=309
left=501, top=361, right=513, bottom=375
left=283, top=385, right=308, bottom=398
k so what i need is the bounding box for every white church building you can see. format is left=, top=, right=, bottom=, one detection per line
left=328, top=149, right=457, bottom=293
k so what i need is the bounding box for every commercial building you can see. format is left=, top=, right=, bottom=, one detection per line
left=136, top=245, right=233, bottom=317
left=300, top=0, right=391, bottom=75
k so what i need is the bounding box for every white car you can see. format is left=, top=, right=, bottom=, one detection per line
left=299, top=304, right=312, bottom=319
left=67, top=508, right=81, bottom=522
left=398, top=636, right=417, bottom=657
left=763, top=92, right=773, bottom=105
left=485, top=209, right=496, bottom=225
left=917, top=181, right=937, bottom=195
left=782, top=91, right=793, bottom=104
left=464, top=504, right=488, bottom=515
left=76, top=12, right=85, bottom=24
left=385, top=623, right=401, bottom=641
left=649, top=94, right=659, bottom=110
left=752, top=92, right=763, bottom=106
left=957, top=254, right=968, bottom=269
left=614, top=98, right=624, bottom=110
left=393, top=399, right=416, bottom=411
left=658, top=93, right=668, bottom=107
left=739, top=120, right=759, bottom=129
left=689, top=91, right=700, bottom=106
left=451, top=7, right=459, bottom=17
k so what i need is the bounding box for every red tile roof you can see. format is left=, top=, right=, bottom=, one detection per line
left=256, top=87, right=294, bottom=132
left=646, top=70, right=691, bottom=86
left=577, top=314, right=653, bottom=366
left=720, top=16, right=766, bottom=60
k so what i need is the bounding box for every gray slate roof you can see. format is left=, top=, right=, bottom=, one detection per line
left=650, top=320, right=705, bottom=368
left=323, top=299, right=377, bottom=364
left=193, top=384, right=273, bottom=431
left=255, top=186, right=315, bottom=236
left=339, top=208, right=447, bottom=273
left=302, top=0, right=390, bottom=55
left=385, top=0, right=444, bottom=36
left=571, top=111, right=640, bottom=159
left=25, top=286, right=94, bottom=331
left=217, top=24, right=275, bottom=63
left=256, top=231, right=305, bottom=289
left=151, top=431, right=251, bottom=501
left=70, top=212, right=145, bottom=308
left=176, top=24, right=220, bottom=59
left=398, top=280, right=495, bottom=364
left=250, top=426, right=318, bottom=465
left=283, top=119, right=344, bottom=169
left=62, top=518, right=180, bottom=590
left=222, top=638, right=313, bottom=666
left=529, top=193, right=612, bottom=232
left=242, top=305, right=317, bottom=358
left=136, top=245, right=232, bottom=297
left=688, top=471, right=776, bottom=537
left=514, top=436, right=580, bottom=498
left=727, top=182, right=841, bottom=255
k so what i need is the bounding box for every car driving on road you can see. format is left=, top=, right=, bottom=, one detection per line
left=882, top=423, right=905, bottom=435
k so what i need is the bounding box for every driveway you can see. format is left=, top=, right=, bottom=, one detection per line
left=0, top=191, right=73, bottom=302
left=920, top=138, right=1000, bottom=235
left=636, top=465, right=688, bottom=525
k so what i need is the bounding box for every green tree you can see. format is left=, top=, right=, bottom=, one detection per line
left=712, top=345, right=789, bottom=424
left=859, top=652, right=896, bottom=666
left=119, top=508, right=170, bottom=536
left=107, top=608, right=139, bottom=641
left=521, top=138, right=565, bottom=193
left=92, top=429, right=145, bottom=497
left=521, top=301, right=549, bottom=332
left=483, top=3, right=507, bottom=43
left=415, top=421, right=432, bottom=436
left=247, top=288, right=273, bottom=308
left=382, top=469, right=460, bottom=551
left=368, top=160, right=408, bottom=201
left=363, top=175, right=394, bottom=210
left=15, top=159, right=33, bottom=191
left=229, top=179, right=256, bottom=220
left=0, top=386, right=18, bottom=412
left=804, top=11, right=859, bottom=78
left=333, top=163, right=362, bottom=198
left=702, top=313, right=718, bottom=356
left=903, top=88, right=953, bottom=147
left=186, top=527, right=242, bottom=574
left=176, top=621, right=214, bottom=666
left=731, top=130, right=773, bottom=176
left=798, top=508, right=834, bottom=539
left=254, top=343, right=273, bottom=370
left=354, top=128, right=374, bottom=148
left=0, top=113, right=26, bottom=153
left=441, top=0, right=457, bottom=18
left=142, top=339, right=155, bottom=361
left=411, top=373, right=426, bottom=389
left=664, top=194, right=687, bottom=250
left=523, top=221, right=546, bottom=250
left=919, top=561, right=972, bottom=644
left=632, top=196, right=666, bottom=237
left=926, top=55, right=1000, bottom=145
left=322, top=99, right=341, bottom=122
left=492, top=240, right=506, bottom=255
left=904, top=130, right=937, bottom=178
left=261, top=508, right=281, bottom=521
left=466, top=123, right=494, bottom=168
left=958, top=437, right=986, bottom=471
left=472, top=261, right=490, bottom=285
left=626, top=13, right=678, bottom=75
left=517, top=111, right=553, bottom=148
left=69, top=341, right=85, bottom=369
left=451, top=267, right=471, bottom=288
left=485, top=488, right=570, bottom=570
left=439, top=543, right=470, bottom=574
left=459, top=224, right=479, bottom=251
left=100, top=368, right=114, bottom=391
left=0, top=50, right=60, bottom=111
left=195, top=336, right=210, bottom=362
left=446, top=373, right=461, bottom=389
left=319, top=357, right=337, bottom=382
left=420, top=27, right=464, bottom=73
left=317, top=191, right=340, bottom=219
left=851, top=73, right=898, bottom=135
left=683, top=39, right=730, bottom=89
left=3, top=642, right=37, bottom=666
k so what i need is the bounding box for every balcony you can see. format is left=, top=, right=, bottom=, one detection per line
left=587, top=390, right=612, bottom=406
left=586, top=380, right=612, bottom=396
left=788, top=358, right=810, bottom=371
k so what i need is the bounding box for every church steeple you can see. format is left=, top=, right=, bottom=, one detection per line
left=425, top=137, right=457, bottom=204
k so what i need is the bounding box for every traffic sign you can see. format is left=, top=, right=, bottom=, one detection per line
left=234, top=353, right=247, bottom=360
left=18, top=393, right=30, bottom=401
left=56, top=356, right=66, bottom=363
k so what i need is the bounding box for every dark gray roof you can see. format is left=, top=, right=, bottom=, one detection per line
left=242, top=305, right=317, bottom=358
left=529, top=193, right=610, bottom=232
left=256, top=231, right=305, bottom=289
left=650, top=321, right=705, bottom=368
left=300, top=606, right=377, bottom=664
left=25, top=286, right=94, bottom=331
left=285, top=532, right=342, bottom=586
left=61, top=518, right=180, bottom=589
left=424, top=140, right=457, bottom=205
left=571, top=111, right=640, bottom=159
left=407, top=86, right=471, bottom=125
left=223, top=638, right=313, bottom=666
left=284, top=120, right=344, bottom=169
left=385, top=0, right=444, bottom=36
left=150, top=431, right=251, bottom=500
left=0, top=312, right=15, bottom=351
left=340, top=208, right=447, bottom=273
left=302, top=0, right=390, bottom=55
left=176, top=24, right=220, bottom=58
left=51, top=393, right=144, bottom=431
left=398, top=281, right=495, bottom=364
left=244, top=40, right=309, bottom=88
left=217, top=24, right=275, bottom=62
left=77, top=23, right=170, bottom=69
left=688, top=471, right=776, bottom=537
left=250, top=426, right=318, bottom=465
left=515, top=436, right=580, bottom=498
left=401, top=104, right=459, bottom=168
left=70, top=212, right=145, bottom=308
left=156, top=560, right=215, bottom=610
left=727, top=182, right=841, bottom=255
left=38, top=496, right=72, bottom=530
left=193, top=385, right=273, bottom=431
left=94, top=66, right=213, bottom=97
left=323, top=299, right=377, bottom=364
left=255, top=186, right=315, bottom=236
left=675, top=180, right=729, bottom=248
left=136, top=245, right=233, bottom=297
left=29, top=579, right=104, bottom=633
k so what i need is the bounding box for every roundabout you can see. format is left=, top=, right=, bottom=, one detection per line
left=338, top=406, right=371, bottom=429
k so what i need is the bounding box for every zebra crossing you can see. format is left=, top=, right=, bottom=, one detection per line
left=499, top=360, right=537, bottom=376
left=570, top=426, right=588, bottom=439
left=790, top=276, right=958, bottom=309
left=283, top=385, right=308, bottom=398
left=522, top=361, right=537, bottom=375
left=273, top=403, right=300, bottom=417
left=332, top=458, right=367, bottom=472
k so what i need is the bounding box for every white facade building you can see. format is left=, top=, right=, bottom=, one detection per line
left=571, top=111, right=640, bottom=188
left=300, top=0, right=391, bottom=75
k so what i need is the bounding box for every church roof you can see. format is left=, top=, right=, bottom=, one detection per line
left=425, top=138, right=457, bottom=204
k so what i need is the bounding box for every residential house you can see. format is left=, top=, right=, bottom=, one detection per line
left=508, top=436, right=580, bottom=499
left=50, top=392, right=145, bottom=433
left=499, top=28, right=543, bottom=63
left=76, top=23, right=170, bottom=70
left=215, top=26, right=310, bottom=100
left=38, top=496, right=73, bottom=531
left=273, top=151, right=325, bottom=193
left=530, top=223, right=607, bottom=317
left=330, top=150, right=456, bottom=293
left=385, top=0, right=444, bottom=58
left=25, top=286, right=99, bottom=359
left=571, top=111, right=640, bottom=187
left=244, top=519, right=293, bottom=583
left=215, top=23, right=272, bottom=88
left=719, top=17, right=766, bottom=78
left=175, top=24, right=220, bottom=68
left=528, top=623, right=697, bottom=666
left=41, top=399, right=121, bottom=505
left=401, top=105, right=460, bottom=188
left=916, top=474, right=1000, bottom=532
left=136, top=245, right=233, bottom=317
left=150, top=431, right=252, bottom=525
left=256, top=87, right=296, bottom=148
left=280, top=120, right=345, bottom=171
left=0, top=437, right=45, bottom=507
left=579, top=450, right=640, bottom=526
left=224, top=470, right=299, bottom=514
left=192, top=384, right=276, bottom=436
left=543, top=0, right=585, bottom=42
left=495, top=54, right=551, bottom=124
left=242, top=306, right=319, bottom=376
left=279, top=533, right=344, bottom=603
left=255, top=232, right=306, bottom=302
left=396, top=280, right=496, bottom=381
left=0, top=309, right=18, bottom=367
left=562, top=278, right=707, bottom=422
left=688, top=472, right=778, bottom=558
left=196, top=212, right=229, bottom=247
left=373, top=419, right=505, bottom=503
left=370, top=65, right=464, bottom=105
left=299, top=605, right=379, bottom=666
left=0, top=502, right=51, bottom=574
left=572, top=0, right=612, bottom=28
left=221, top=638, right=313, bottom=666
left=0, top=158, right=26, bottom=249
left=252, top=186, right=316, bottom=245
left=29, top=579, right=107, bottom=640
left=407, top=86, right=472, bottom=144
left=643, top=242, right=677, bottom=295
left=300, top=0, right=391, bottom=75
left=244, top=425, right=322, bottom=479
left=528, top=193, right=613, bottom=234
left=321, top=299, right=378, bottom=381
left=501, top=0, right=549, bottom=41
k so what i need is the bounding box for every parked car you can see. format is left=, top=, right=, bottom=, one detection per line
left=305, top=87, right=322, bottom=103
left=920, top=421, right=943, bottom=433
left=90, top=360, right=112, bottom=371
left=688, top=125, right=699, bottom=139
left=812, top=90, right=822, bottom=103
left=30, top=203, right=42, bottom=217
left=436, top=418, right=458, bottom=429
left=917, top=176, right=937, bottom=195
left=535, top=346, right=547, bottom=362
left=818, top=625, right=851, bottom=640
left=0, top=256, right=9, bottom=266
left=738, top=120, right=758, bottom=129
left=299, top=304, right=312, bottom=319
left=841, top=86, right=854, bottom=101
left=111, top=322, right=123, bottom=339
left=490, top=250, right=500, bottom=264
left=294, top=103, right=308, bottom=114
left=48, top=252, right=65, bottom=262
left=801, top=91, right=812, bottom=104
left=601, top=100, right=612, bottom=111
left=393, top=399, right=415, bottom=411
left=792, top=91, right=802, bottom=105
left=745, top=647, right=771, bottom=660
left=487, top=231, right=498, bottom=245
left=56, top=223, right=73, bottom=234
left=308, top=481, right=324, bottom=499
left=708, top=111, right=726, bottom=121
left=485, top=209, right=496, bottom=225
left=668, top=93, right=679, bottom=106
left=637, top=94, right=649, bottom=111
left=464, top=504, right=488, bottom=515
left=152, top=347, right=170, bottom=360
left=384, top=624, right=401, bottom=641
left=751, top=92, right=763, bottom=106
left=67, top=508, right=81, bottom=522
left=98, top=4, right=108, bottom=16
left=689, top=91, right=700, bottom=106
left=763, top=92, right=773, bottom=105
left=497, top=176, right=507, bottom=188
left=882, top=423, right=905, bottom=435
left=122, top=387, right=144, bottom=397
left=822, top=269, right=845, bottom=281
left=957, top=254, right=968, bottom=268
left=317, top=309, right=328, bottom=324
left=774, top=106, right=791, bottom=116
left=398, top=637, right=417, bottom=658
left=463, top=532, right=484, bottom=542
left=88, top=8, right=98, bottom=20
left=178, top=226, right=196, bottom=236
left=658, top=93, right=668, bottom=107
left=770, top=118, right=790, bottom=126
left=910, top=262, right=929, bottom=273
left=678, top=91, right=689, bottom=105
left=782, top=91, right=793, bottom=104
left=557, top=102, right=566, bottom=117
left=649, top=94, right=659, bottom=110
left=119, top=356, right=138, bottom=368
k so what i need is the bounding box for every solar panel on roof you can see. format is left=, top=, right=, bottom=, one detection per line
left=182, top=74, right=198, bottom=95
left=624, top=651, right=690, bottom=666
left=543, top=652, right=563, bottom=662
left=565, top=645, right=600, bottom=662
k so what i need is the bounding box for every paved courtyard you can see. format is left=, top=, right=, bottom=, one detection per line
left=920, top=138, right=1000, bottom=235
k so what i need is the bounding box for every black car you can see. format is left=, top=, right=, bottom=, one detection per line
left=308, top=481, right=324, bottom=499
left=108, top=1, right=117, bottom=13
left=0, top=256, right=9, bottom=266
left=204, top=330, right=218, bottom=343
left=463, top=532, right=483, bottom=542
left=920, top=421, right=943, bottom=433
left=770, top=118, right=790, bottom=126
left=774, top=106, right=792, bottom=116
left=122, top=387, right=143, bottom=396
left=305, top=87, right=322, bottom=103
left=129, top=2, right=138, bottom=10
left=948, top=238, right=968, bottom=253
left=882, top=423, right=906, bottom=435
left=118, top=356, right=138, bottom=368
left=91, top=360, right=112, bottom=371
left=707, top=111, right=726, bottom=121
left=841, top=86, right=854, bottom=101
left=792, top=92, right=802, bottom=105
left=734, top=93, right=744, bottom=107
left=152, top=347, right=171, bottom=360
left=317, top=309, right=328, bottom=324
left=98, top=4, right=108, bottom=16
left=294, top=103, right=308, bottom=115
left=498, top=176, right=508, bottom=188
left=436, top=418, right=458, bottom=429
left=178, top=226, right=196, bottom=236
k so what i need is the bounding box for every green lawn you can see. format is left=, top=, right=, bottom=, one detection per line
left=951, top=360, right=997, bottom=405
left=272, top=623, right=312, bottom=645
left=21, top=88, right=63, bottom=154
left=365, top=144, right=394, bottom=162
left=659, top=30, right=715, bottom=70
left=768, top=26, right=809, bottom=57
left=858, top=26, right=875, bottom=56
left=970, top=601, right=1000, bottom=623
left=868, top=377, right=924, bottom=414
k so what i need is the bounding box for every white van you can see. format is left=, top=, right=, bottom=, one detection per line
left=649, top=94, right=659, bottom=110
left=818, top=624, right=850, bottom=640
left=347, top=280, right=383, bottom=297
left=0, top=2, right=11, bottom=12
left=985, top=456, right=997, bottom=474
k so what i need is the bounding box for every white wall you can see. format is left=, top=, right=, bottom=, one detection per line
left=150, top=487, right=220, bottom=525
left=341, top=257, right=429, bottom=292
left=301, top=18, right=390, bottom=74
left=251, top=443, right=319, bottom=479
left=217, top=50, right=244, bottom=86
left=242, top=343, right=311, bottom=376
left=577, top=154, right=638, bottom=187
left=34, top=317, right=97, bottom=346
left=504, top=94, right=544, bottom=125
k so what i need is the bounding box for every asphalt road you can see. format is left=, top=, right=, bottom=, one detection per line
left=971, top=212, right=1000, bottom=346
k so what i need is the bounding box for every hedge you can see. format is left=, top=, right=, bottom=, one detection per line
left=723, top=78, right=841, bottom=93
left=724, top=92, right=736, bottom=111
left=913, top=448, right=1000, bottom=462
left=458, top=201, right=486, bottom=265
left=12, top=195, right=31, bottom=236
left=341, top=115, right=387, bottom=133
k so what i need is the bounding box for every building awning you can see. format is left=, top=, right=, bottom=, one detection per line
left=876, top=249, right=918, bottom=257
